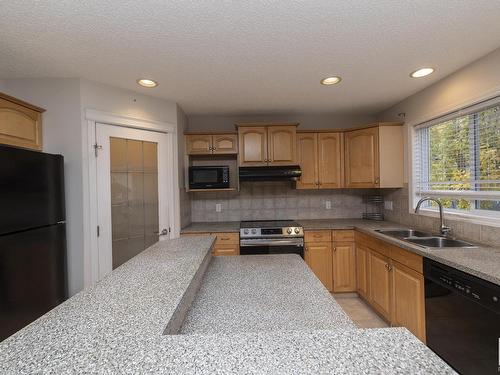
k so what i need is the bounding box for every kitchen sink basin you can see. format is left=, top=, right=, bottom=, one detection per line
left=375, top=229, right=432, bottom=238
left=405, top=237, right=477, bottom=248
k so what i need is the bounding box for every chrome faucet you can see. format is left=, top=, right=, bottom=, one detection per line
left=414, top=197, right=451, bottom=237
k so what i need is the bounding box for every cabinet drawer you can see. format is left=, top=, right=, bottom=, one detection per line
left=213, top=244, right=239, bottom=256
left=333, top=230, right=354, bottom=242
left=213, top=232, right=239, bottom=245
left=390, top=246, right=423, bottom=274
left=305, top=230, right=332, bottom=243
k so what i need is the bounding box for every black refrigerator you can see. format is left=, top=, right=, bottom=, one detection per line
left=0, top=145, right=67, bottom=341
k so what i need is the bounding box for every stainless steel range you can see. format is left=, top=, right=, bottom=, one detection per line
left=239, top=220, right=304, bottom=258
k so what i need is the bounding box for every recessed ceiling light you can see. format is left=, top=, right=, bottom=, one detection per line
left=410, top=67, right=434, bottom=78
left=320, top=76, right=342, bottom=85
left=136, top=78, right=158, bottom=88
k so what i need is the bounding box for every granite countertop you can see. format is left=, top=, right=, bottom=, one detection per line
left=182, top=219, right=500, bottom=286
left=181, top=221, right=240, bottom=233
left=0, top=235, right=454, bottom=374
left=181, top=254, right=355, bottom=334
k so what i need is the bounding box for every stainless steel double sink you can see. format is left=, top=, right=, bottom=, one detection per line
left=375, top=229, right=478, bottom=249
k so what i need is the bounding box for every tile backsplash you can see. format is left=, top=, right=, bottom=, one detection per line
left=382, top=184, right=500, bottom=247
left=191, top=181, right=378, bottom=222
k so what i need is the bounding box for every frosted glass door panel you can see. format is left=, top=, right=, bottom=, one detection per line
left=110, top=138, right=158, bottom=269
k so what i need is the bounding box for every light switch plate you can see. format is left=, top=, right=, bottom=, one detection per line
left=215, top=203, right=222, bottom=212
left=325, top=200, right=332, bottom=210
left=384, top=201, right=393, bottom=210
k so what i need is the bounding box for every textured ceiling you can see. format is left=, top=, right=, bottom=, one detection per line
left=1, top=1, right=500, bottom=115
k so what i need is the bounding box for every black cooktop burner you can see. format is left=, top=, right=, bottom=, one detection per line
left=240, top=220, right=300, bottom=228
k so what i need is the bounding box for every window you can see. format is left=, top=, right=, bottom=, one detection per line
left=413, top=98, right=500, bottom=221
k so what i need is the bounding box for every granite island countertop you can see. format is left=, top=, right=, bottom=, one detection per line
left=181, top=254, right=355, bottom=334
left=0, top=235, right=454, bottom=374
left=182, top=219, right=500, bottom=286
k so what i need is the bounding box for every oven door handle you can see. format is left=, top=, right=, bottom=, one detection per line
left=240, top=239, right=304, bottom=247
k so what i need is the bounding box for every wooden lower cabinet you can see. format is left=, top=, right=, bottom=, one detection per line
left=212, top=243, right=239, bottom=256
left=332, top=242, right=356, bottom=292
left=368, top=249, right=392, bottom=321
left=181, top=232, right=239, bottom=256
left=355, top=231, right=426, bottom=342
left=356, top=244, right=369, bottom=299
left=391, top=261, right=426, bottom=342
left=305, top=241, right=333, bottom=291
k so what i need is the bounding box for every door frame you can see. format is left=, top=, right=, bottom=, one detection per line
left=83, top=109, right=180, bottom=287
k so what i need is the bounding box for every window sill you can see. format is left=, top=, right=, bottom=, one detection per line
left=412, top=207, right=500, bottom=228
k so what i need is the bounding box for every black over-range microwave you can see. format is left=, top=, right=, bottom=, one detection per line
left=189, top=166, right=229, bottom=189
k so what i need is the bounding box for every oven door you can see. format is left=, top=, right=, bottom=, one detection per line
left=240, top=238, right=304, bottom=258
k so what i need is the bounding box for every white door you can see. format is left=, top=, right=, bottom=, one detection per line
left=95, top=123, right=171, bottom=278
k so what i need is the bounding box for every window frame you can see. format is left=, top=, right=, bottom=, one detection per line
left=409, top=94, right=500, bottom=227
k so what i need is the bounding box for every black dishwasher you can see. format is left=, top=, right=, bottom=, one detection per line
left=424, top=258, right=500, bottom=374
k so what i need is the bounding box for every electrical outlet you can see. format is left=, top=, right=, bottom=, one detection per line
left=215, top=203, right=222, bottom=212
left=325, top=200, right=332, bottom=210
left=384, top=201, right=393, bottom=211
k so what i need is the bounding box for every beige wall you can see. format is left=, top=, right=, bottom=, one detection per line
left=378, top=47, right=500, bottom=183
left=378, top=47, right=500, bottom=233
left=188, top=112, right=376, bottom=132
left=176, top=105, right=191, bottom=227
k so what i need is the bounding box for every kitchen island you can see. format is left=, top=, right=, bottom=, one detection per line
left=0, top=236, right=454, bottom=374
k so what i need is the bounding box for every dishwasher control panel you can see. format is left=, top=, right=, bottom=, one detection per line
left=424, top=258, right=500, bottom=314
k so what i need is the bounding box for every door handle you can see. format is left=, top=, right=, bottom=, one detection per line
left=160, top=228, right=169, bottom=236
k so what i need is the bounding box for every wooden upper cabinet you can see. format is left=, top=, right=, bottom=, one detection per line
left=318, top=132, right=343, bottom=189
left=344, top=127, right=379, bottom=188
left=212, top=134, right=238, bottom=154
left=332, top=242, right=356, bottom=292
left=296, top=133, right=318, bottom=189
left=267, top=125, right=296, bottom=165
left=344, top=123, right=403, bottom=188
left=238, top=127, right=268, bottom=166
left=237, top=124, right=297, bottom=166
left=296, top=132, right=343, bottom=189
left=368, top=249, right=392, bottom=321
left=391, top=261, right=426, bottom=342
left=0, top=92, right=44, bottom=151
left=186, top=133, right=238, bottom=155
left=186, top=134, right=212, bottom=155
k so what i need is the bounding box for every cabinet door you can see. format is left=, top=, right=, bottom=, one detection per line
left=238, top=127, right=268, bottom=166
left=305, top=242, right=333, bottom=291
left=391, top=261, right=426, bottom=342
left=332, top=242, right=356, bottom=292
left=267, top=125, right=296, bottom=165
left=296, top=133, right=318, bottom=189
left=0, top=97, right=43, bottom=151
left=356, top=244, right=369, bottom=299
left=368, top=249, right=391, bottom=321
left=212, top=134, right=238, bottom=154
left=186, top=134, right=212, bottom=155
left=318, top=132, right=343, bottom=189
left=344, top=127, right=379, bottom=188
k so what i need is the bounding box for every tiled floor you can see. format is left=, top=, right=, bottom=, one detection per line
left=332, top=293, right=389, bottom=328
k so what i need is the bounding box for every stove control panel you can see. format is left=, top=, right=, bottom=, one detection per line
left=240, top=226, right=303, bottom=238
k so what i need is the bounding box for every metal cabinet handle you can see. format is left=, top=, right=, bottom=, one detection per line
left=375, top=177, right=380, bottom=184
left=333, top=247, right=337, bottom=252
